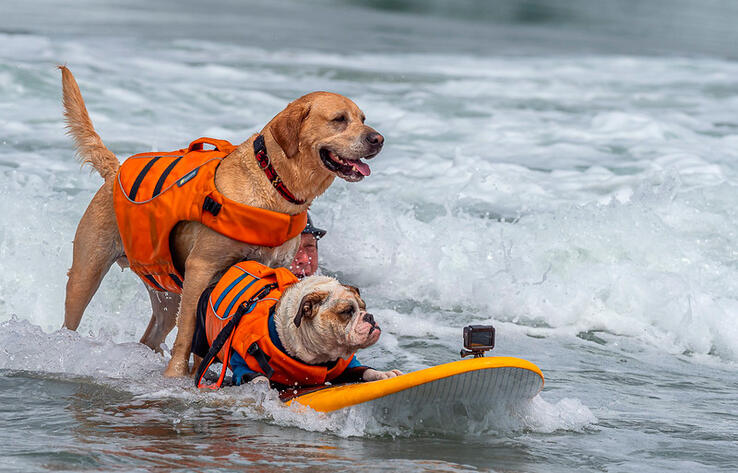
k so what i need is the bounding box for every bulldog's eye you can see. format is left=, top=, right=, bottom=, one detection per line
left=341, top=307, right=354, bottom=318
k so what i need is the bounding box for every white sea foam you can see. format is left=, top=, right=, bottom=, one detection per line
left=319, top=171, right=738, bottom=360
left=520, top=396, right=598, bottom=434
left=0, top=318, right=589, bottom=438
left=2, top=31, right=737, bottom=444
left=0, top=317, right=163, bottom=379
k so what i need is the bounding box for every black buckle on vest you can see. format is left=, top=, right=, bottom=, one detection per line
left=247, top=342, right=275, bottom=379
left=202, top=196, right=222, bottom=216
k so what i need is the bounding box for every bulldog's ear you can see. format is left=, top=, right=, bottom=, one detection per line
left=269, top=99, right=311, bottom=159
left=294, top=291, right=329, bottom=327
left=343, top=285, right=360, bottom=297
left=343, top=284, right=366, bottom=310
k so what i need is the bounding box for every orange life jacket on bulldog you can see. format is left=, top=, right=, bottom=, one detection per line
left=195, top=261, right=355, bottom=389
left=113, top=137, right=308, bottom=293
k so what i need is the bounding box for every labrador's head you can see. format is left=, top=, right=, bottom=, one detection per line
left=267, top=92, right=384, bottom=182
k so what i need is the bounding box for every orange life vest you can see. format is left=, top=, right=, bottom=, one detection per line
left=112, top=137, right=308, bottom=293
left=200, top=261, right=354, bottom=388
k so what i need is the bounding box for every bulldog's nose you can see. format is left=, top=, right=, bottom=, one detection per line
left=363, top=312, right=375, bottom=325
left=365, top=132, right=384, bottom=148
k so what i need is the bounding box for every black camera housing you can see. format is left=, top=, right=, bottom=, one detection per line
left=461, top=325, right=495, bottom=358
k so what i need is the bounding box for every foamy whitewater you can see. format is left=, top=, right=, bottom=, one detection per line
left=1, top=1, right=737, bottom=471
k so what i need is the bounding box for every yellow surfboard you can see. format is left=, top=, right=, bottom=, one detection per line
left=282, top=356, right=543, bottom=413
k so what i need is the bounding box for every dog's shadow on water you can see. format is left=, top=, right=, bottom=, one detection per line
left=63, top=377, right=364, bottom=469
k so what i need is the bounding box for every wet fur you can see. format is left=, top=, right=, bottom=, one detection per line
left=59, top=66, right=383, bottom=377
left=275, top=276, right=379, bottom=364
left=272, top=276, right=401, bottom=381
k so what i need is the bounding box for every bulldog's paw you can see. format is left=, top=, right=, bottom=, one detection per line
left=249, top=375, right=270, bottom=385
left=362, top=368, right=403, bottom=381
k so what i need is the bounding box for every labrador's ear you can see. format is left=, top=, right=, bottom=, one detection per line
left=294, top=291, right=329, bottom=327
left=269, top=99, right=311, bottom=158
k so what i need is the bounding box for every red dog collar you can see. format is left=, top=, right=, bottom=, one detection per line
left=254, top=135, right=306, bottom=205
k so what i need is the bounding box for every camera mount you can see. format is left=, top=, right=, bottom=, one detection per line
left=460, top=324, right=496, bottom=358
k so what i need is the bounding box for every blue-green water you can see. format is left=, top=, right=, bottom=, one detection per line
left=1, top=1, right=737, bottom=471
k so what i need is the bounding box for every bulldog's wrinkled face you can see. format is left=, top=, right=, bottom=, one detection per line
left=278, top=276, right=380, bottom=364
left=268, top=92, right=384, bottom=183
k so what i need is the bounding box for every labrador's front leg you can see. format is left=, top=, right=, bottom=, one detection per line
left=163, top=254, right=221, bottom=378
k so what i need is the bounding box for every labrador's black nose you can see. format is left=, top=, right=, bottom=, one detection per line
left=365, top=132, right=384, bottom=147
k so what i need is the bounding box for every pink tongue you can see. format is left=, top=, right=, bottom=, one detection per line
left=348, top=159, right=371, bottom=176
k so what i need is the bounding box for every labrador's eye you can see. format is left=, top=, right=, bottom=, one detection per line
left=332, top=115, right=347, bottom=123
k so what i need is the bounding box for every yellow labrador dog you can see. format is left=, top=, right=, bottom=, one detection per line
left=59, top=66, right=384, bottom=377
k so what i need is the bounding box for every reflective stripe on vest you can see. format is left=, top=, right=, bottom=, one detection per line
left=201, top=261, right=354, bottom=388
left=112, top=137, right=308, bottom=293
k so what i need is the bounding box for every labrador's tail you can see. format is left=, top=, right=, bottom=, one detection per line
left=59, top=65, right=119, bottom=180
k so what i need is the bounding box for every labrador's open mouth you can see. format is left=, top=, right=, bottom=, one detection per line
left=320, top=148, right=371, bottom=181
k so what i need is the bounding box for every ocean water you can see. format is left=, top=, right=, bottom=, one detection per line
left=1, top=0, right=737, bottom=471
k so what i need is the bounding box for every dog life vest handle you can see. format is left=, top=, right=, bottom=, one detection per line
left=194, top=282, right=279, bottom=389
left=188, top=137, right=228, bottom=152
